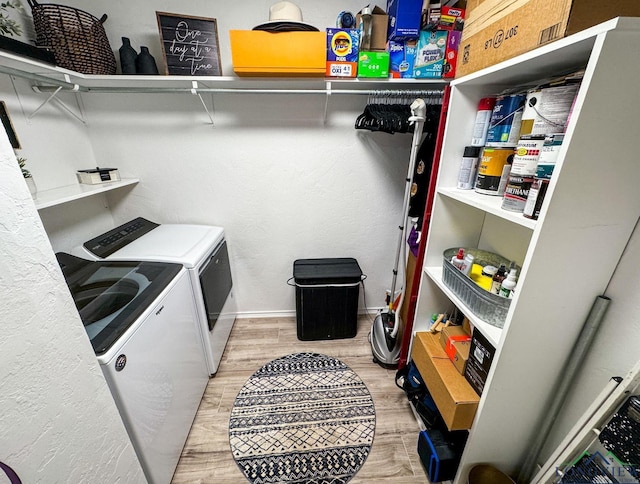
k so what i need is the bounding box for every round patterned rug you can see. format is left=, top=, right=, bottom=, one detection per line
left=229, top=352, right=376, bottom=484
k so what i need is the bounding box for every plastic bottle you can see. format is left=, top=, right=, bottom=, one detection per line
left=461, top=253, right=475, bottom=276
left=471, top=97, right=496, bottom=146
left=490, top=264, right=507, bottom=294
left=451, top=248, right=465, bottom=271
left=499, top=268, right=518, bottom=298
left=359, top=6, right=372, bottom=51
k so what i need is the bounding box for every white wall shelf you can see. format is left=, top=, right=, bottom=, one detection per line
left=34, top=178, right=139, bottom=210
left=438, top=187, right=537, bottom=230
left=412, top=16, right=640, bottom=484
left=0, top=48, right=447, bottom=94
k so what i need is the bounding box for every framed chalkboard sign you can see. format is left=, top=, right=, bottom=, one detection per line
left=156, top=12, right=222, bottom=76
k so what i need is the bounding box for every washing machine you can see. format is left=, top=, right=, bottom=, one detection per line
left=75, top=217, right=236, bottom=376
left=56, top=252, right=208, bottom=484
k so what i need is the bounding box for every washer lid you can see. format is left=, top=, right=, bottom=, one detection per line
left=109, top=224, right=225, bottom=268
left=56, top=253, right=182, bottom=355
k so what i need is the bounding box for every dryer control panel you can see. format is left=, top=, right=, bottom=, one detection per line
left=83, top=217, right=159, bottom=258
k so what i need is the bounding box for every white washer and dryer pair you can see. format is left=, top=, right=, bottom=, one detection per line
left=76, top=217, right=237, bottom=377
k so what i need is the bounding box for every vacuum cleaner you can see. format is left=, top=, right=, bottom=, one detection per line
left=370, top=98, right=427, bottom=368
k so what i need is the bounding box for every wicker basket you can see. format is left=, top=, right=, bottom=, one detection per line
left=28, top=0, right=116, bottom=75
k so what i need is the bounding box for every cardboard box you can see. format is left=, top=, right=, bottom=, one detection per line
left=420, top=2, right=441, bottom=31
left=456, top=0, right=640, bottom=78
left=389, top=39, right=418, bottom=78
left=414, top=30, right=448, bottom=78
left=326, top=28, right=360, bottom=78
left=439, top=5, right=466, bottom=31
left=229, top=30, right=326, bottom=77
left=388, top=0, right=423, bottom=39
left=358, top=51, right=390, bottom=78
left=462, top=316, right=472, bottom=335
left=443, top=30, right=462, bottom=78
left=412, top=332, right=480, bottom=430
left=356, top=5, right=389, bottom=51
left=464, top=328, right=496, bottom=396
left=439, top=325, right=471, bottom=375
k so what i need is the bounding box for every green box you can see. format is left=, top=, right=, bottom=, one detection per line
left=357, top=51, right=390, bottom=78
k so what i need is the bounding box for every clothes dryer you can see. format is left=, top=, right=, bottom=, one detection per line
left=75, top=218, right=236, bottom=376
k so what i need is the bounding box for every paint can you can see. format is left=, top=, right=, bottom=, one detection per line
left=511, top=135, right=545, bottom=176
left=475, top=147, right=514, bottom=195
left=520, top=83, right=580, bottom=136
left=501, top=174, right=534, bottom=212
left=485, top=93, right=526, bottom=147
left=535, top=133, right=564, bottom=179
left=523, top=178, right=550, bottom=220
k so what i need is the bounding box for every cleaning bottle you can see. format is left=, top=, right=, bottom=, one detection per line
left=451, top=248, right=465, bottom=271
left=490, top=264, right=507, bottom=294
left=499, top=268, right=518, bottom=298
left=461, top=253, right=475, bottom=276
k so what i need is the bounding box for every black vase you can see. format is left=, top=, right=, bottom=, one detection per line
left=119, top=37, right=137, bottom=75
left=136, top=46, right=159, bottom=75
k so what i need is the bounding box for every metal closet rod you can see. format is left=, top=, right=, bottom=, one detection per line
left=32, top=85, right=445, bottom=96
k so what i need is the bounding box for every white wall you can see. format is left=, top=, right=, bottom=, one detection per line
left=5, top=0, right=640, bottom=475
left=0, top=125, right=144, bottom=481
left=8, top=0, right=417, bottom=316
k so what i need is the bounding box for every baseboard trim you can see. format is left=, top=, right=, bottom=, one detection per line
left=235, top=308, right=383, bottom=319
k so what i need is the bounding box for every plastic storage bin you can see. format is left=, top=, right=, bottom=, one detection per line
left=417, top=428, right=469, bottom=482
left=442, top=248, right=520, bottom=328
left=292, top=258, right=362, bottom=341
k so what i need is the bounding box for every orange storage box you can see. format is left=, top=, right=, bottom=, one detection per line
left=229, top=30, right=326, bottom=77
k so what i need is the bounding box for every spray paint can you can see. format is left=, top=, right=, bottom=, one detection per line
left=457, top=146, right=482, bottom=189
left=486, top=93, right=526, bottom=147
left=471, top=97, right=496, bottom=146
left=475, top=147, right=514, bottom=195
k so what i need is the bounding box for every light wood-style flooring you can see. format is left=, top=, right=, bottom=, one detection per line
left=171, top=316, right=430, bottom=483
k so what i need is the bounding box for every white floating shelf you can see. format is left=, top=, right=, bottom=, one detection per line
left=34, top=178, right=139, bottom=210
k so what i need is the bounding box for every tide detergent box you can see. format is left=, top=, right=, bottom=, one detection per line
left=389, top=39, right=417, bottom=78
left=413, top=30, right=448, bottom=78
left=326, top=28, right=360, bottom=78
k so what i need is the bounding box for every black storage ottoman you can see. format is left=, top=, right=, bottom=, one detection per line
left=293, top=258, right=362, bottom=341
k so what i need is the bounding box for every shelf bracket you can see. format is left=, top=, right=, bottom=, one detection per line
left=323, top=81, right=331, bottom=126
left=191, top=81, right=215, bottom=126
left=30, top=76, right=85, bottom=125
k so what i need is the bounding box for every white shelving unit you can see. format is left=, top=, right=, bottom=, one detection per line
left=412, top=17, right=640, bottom=483
left=33, top=178, right=139, bottom=210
